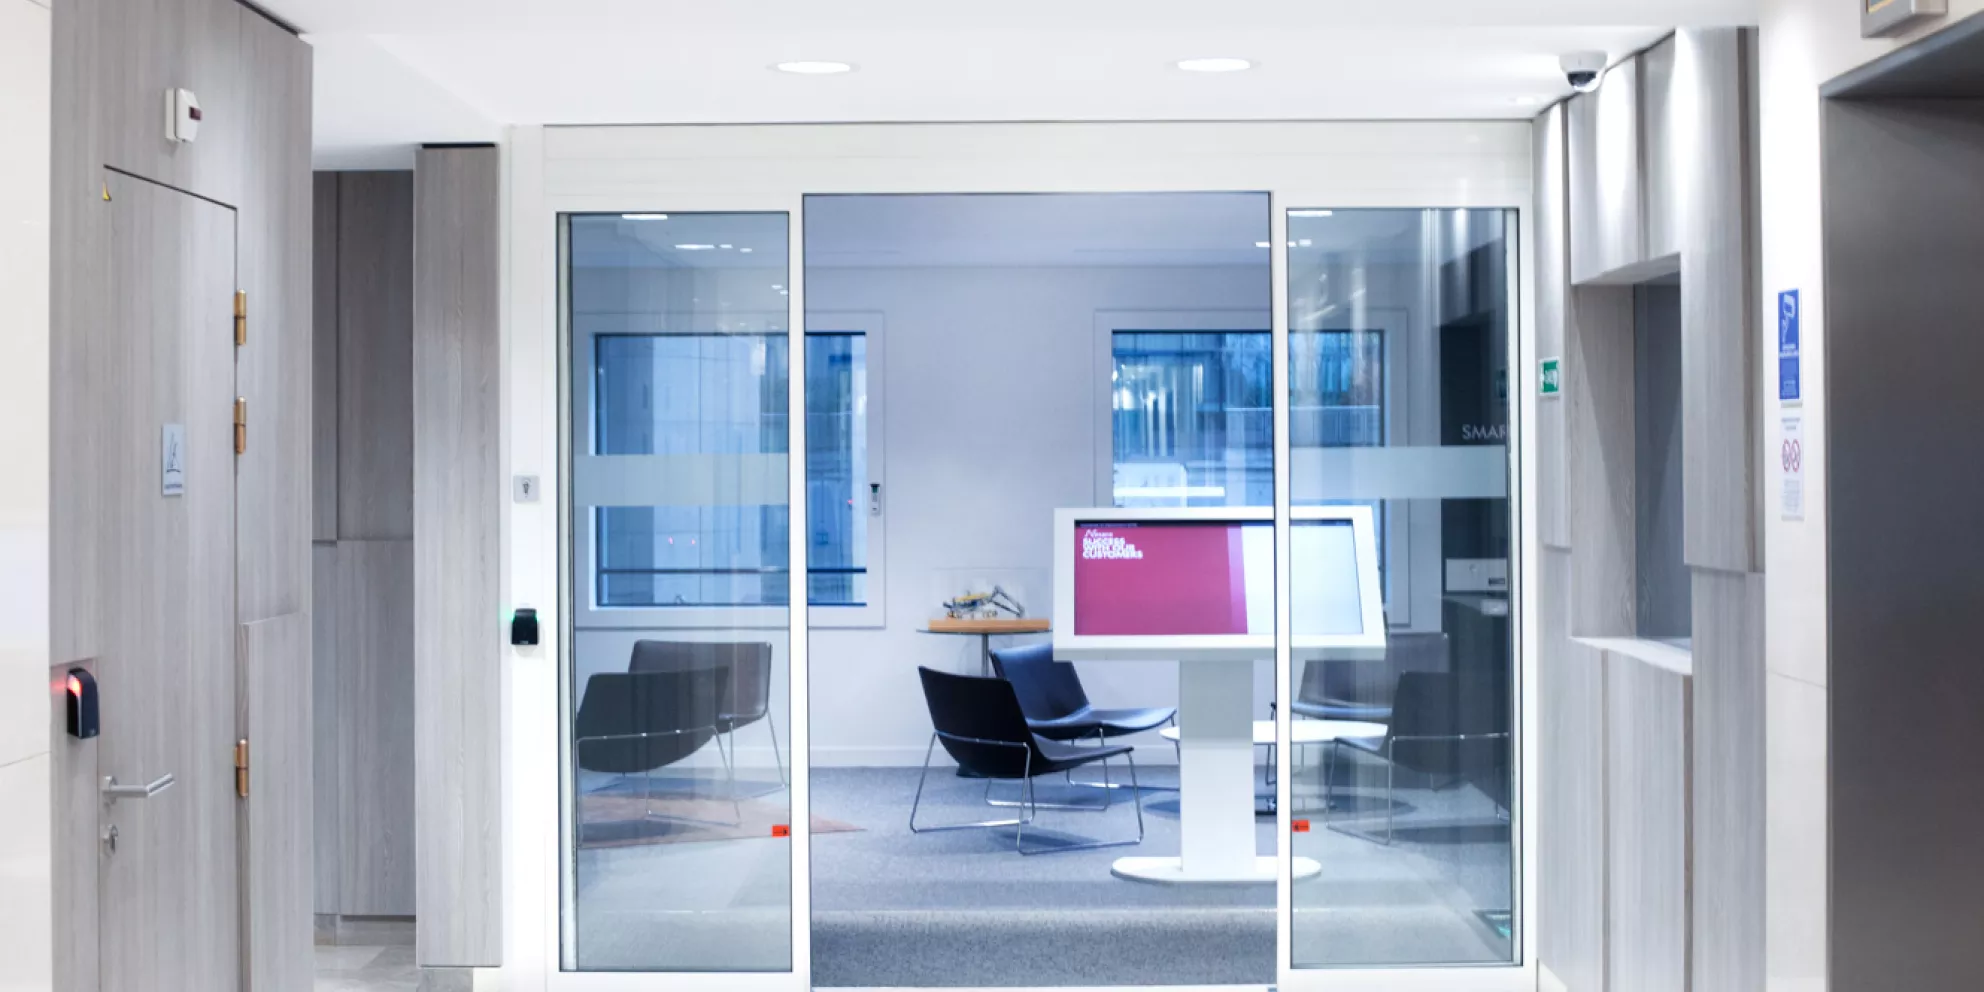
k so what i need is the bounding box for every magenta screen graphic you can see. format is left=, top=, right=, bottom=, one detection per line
left=1073, top=522, right=1264, bottom=636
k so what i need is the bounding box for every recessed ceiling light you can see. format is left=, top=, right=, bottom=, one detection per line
left=620, top=213, right=669, bottom=221
left=1255, top=241, right=1272, bottom=249
left=1177, top=57, right=1253, bottom=73
left=775, top=61, right=853, bottom=75
left=1290, top=209, right=1335, bottom=218
left=739, top=247, right=754, bottom=253
left=674, top=244, right=717, bottom=251
left=719, top=244, right=734, bottom=249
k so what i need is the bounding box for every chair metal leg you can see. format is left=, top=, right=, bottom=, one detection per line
left=910, top=734, right=1030, bottom=835
left=1015, top=752, right=1146, bottom=856
left=1065, top=725, right=1179, bottom=793
left=768, top=714, right=788, bottom=786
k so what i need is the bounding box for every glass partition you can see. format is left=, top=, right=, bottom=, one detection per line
left=1284, top=207, right=1518, bottom=969
left=563, top=212, right=794, bottom=972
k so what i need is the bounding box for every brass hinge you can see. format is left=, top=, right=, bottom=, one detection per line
left=234, top=291, right=247, bottom=347
left=234, top=739, right=249, bottom=798
left=233, top=398, right=247, bottom=455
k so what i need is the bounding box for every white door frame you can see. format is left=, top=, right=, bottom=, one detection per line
left=500, top=121, right=1539, bottom=992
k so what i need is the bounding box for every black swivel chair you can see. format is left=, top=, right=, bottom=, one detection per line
left=910, top=667, right=1145, bottom=855
left=631, top=640, right=784, bottom=786
left=574, top=665, right=738, bottom=832
left=1326, top=670, right=1510, bottom=845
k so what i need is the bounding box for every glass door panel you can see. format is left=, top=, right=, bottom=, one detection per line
left=1283, top=207, right=1519, bottom=970
left=563, top=212, right=796, bottom=974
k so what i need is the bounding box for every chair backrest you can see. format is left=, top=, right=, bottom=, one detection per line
left=574, top=668, right=728, bottom=775
left=629, top=639, right=769, bottom=719
left=1298, top=631, right=1450, bottom=708
left=989, top=641, right=1090, bottom=722
left=917, top=667, right=1043, bottom=779
left=1386, top=670, right=1510, bottom=775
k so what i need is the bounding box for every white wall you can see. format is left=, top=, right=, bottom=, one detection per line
left=1756, top=4, right=1984, bottom=992
left=0, top=0, right=51, bottom=987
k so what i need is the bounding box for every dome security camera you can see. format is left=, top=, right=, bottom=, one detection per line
left=1561, top=51, right=1608, bottom=93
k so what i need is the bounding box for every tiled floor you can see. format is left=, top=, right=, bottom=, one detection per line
left=315, top=945, right=419, bottom=991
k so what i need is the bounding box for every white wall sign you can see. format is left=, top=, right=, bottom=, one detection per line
left=512, top=474, right=541, bottom=503
left=1780, top=412, right=1804, bottom=521
left=161, top=423, right=185, bottom=496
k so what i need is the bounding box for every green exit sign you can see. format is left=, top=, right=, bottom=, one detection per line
left=1540, top=358, right=1561, bottom=396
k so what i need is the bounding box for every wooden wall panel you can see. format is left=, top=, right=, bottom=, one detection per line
left=239, top=613, right=313, bottom=992
left=336, top=171, right=415, bottom=541
left=413, top=145, right=504, bottom=966
left=311, top=545, right=340, bottom=915
left=1535, top=105, right=1572, bottom=550
left=313, top=174, right=339, bottom=543
left=1640, top=36, right=1683, bottom=262
left=1566, top=286, right=1636, bottom=637
left=235, top=9, right=312, bottom=624
left=1680, top=29, right=1760, bottom=573
left=1692, top=569, right=1764, bottom=992
left=336, top=540, right=416, bottom=916
left=1538, top=548, right=1606, bottom=991
left=1567, top=57, right=1646, bottom=284
left=1605, top=655, right=1690, bottom=992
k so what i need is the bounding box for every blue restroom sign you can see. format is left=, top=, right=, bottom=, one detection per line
left=1778, top=289, right=1800, bottom=403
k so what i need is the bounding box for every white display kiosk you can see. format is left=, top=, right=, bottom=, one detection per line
left=1052, top=505, right=1386, bottom=884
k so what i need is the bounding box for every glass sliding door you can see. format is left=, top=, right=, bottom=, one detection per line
left=562, top=211, right=796, bottom=975
left=1282, top=208, right=1519, bottom=970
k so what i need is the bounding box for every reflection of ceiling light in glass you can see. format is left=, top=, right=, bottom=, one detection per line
left=772, top=284, right=784, bottom=290
left=720, top=244, right=733, bottom=249
left=1177, top=57, right=1253, bottom=73
left=1290, top=209, right=1335, bottom=218
left=674, top=244, right=716, bottom=250
left=1255, top=241, right=1271, bottom=248
left=620, top=213, right=668, bottom=221
left=775, top=61, right=854, bottom=74
left=740, top=248, right=754, bottom=253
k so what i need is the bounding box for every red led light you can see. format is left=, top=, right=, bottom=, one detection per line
left=67, top=675, right=83, bottom=697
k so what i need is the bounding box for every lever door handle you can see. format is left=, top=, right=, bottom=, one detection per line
left=102, top=774, right=175, bottom=801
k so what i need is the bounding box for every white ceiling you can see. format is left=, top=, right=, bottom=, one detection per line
left=265, top=0, right=1757, bottom=169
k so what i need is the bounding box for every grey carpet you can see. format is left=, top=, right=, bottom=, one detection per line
left=569, top=755, right=1514, bottom=983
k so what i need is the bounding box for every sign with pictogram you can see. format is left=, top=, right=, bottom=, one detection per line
left=1781, top=412, right=1805, bottom=521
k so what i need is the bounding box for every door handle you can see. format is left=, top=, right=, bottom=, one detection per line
left=101, top=773, right=175, bottom=802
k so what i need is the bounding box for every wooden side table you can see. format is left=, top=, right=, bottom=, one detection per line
left=919, top=617, right=1052, bottom=675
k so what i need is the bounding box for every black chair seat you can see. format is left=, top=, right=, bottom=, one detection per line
left=1032, top=738, right=1135, bottom=775
left=993, top=642, right=1176, bottom=742
left=1026, top=705, right=1177, bottom=740
left=1290, top=699, right=1393, bottom=723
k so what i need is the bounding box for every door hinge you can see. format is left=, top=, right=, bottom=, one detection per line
left=234, top=739, right=249, bottom=798
left=234, top=291, right=247, bottom=347
left=233, top=397, right=247, bottom=455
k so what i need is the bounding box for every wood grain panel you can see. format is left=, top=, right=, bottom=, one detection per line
left=238, top=612, right=313, bottom=992
left=1605, top=654, right=1690, bottom=992
left=336, top=540, right=416, bottom=916
left=313, top=174, right=339, bottom=543
left=1566, top=286, right=1636, bottom=637
left=336, top=171, right=415, bottom=541
left=1538, top=548, right=1606, bottom=991
left=413, top=145, right=504, bottom=967
left=71, top=0, right=245, bottom=207
left=235, top=9, right=313, bottom=624
left=311, top=545, right=340, bottom=915
left=95, top=168, right=240, bottom=992
left=1640, top=35, right=1683, bottom=262
left=1679, top=29, right=1759, bottom=573
left=1691, top=568, right=1763, bottom=992
left=1567, top=57, right=1646, bottom=284
left=1534, top=105, right=1572, bottom=549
